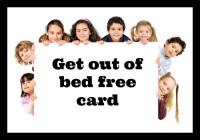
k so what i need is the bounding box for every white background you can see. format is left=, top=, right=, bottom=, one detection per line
left=7, top=7, right=192, bottom=132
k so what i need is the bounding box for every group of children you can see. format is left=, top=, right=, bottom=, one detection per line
left=15, top=16, right=186, bottom=122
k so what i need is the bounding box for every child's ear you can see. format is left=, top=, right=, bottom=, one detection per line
left=134, top=29, right=138, bottom=35
left=32, top=79, right=36, bottom=86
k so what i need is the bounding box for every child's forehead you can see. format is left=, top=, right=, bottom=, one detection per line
left=19, top=44, right=32, bottom=50
left=23, top=78, right=30, bottom=81
left=19, top=47, right=29, bottom=52
left=137, top=25, right=151, bottom=30
left=23, top=77, right=34, bottom=81
left=162, top=77, right=175, bottom=83
left=111, top=23, right=123, bottom=26
left=19, top=46, right=27, bottom=50
left=163, top=76, right=171, bottom=80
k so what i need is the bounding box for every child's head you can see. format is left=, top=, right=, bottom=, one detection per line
left=131, top=20, right=157, bottom=42
left=158, top=72, right=176, bottom=96
left=20, top=73, right=35, bottom=97
left=164, top=37, right=186, bottom=57
left=15, top=40, right=35, bottom=65
left=159, top=72, right=179, bottom=122
left=44, top=19, right=67, bottom=43
left=106, top=16, right=126, bottom=42
left=71, top=19, right=101, bottom=42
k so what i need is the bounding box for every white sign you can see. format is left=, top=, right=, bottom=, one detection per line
left=34, top=42, right=158, bottom=132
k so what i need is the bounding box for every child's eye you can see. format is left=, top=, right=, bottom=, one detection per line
left=167, top=87, right=170, bottom=91
left=83, top=29, right=88, bottom=31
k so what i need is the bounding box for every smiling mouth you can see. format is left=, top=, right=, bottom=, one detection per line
left=51, top=40, right=58, bottom=42
left=24, top=55, right=30, bottom=61
left=79, top=36, right=86, bottom=39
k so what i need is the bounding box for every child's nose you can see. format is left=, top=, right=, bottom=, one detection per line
left=23, top=83, right=27, bottom=86
left=164, top=86, right=168, bottom=92
left=161, top=86, right=165, bottom=92
left=24, top=54, right=27, bottom=58
left=80, top=31, right=84, bottom=34
left=52, top=34, right=57, bottom=38
left=172, top=50, right=176, bottom=55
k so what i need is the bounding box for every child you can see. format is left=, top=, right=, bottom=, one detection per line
left=102, top=16, right=131, bottom=43
left=156, top=37, right=186, bottom=76
left=130, top=20, right=157, bottom=45
left=39, top=19, right=71, bottom=46
left=20, top=73, right=37, bottom=115
left=157, top=72, right=179, bottom=123
left=15, top=40, right=35, bottom=65
left=70, top=18, right=101, bottom=45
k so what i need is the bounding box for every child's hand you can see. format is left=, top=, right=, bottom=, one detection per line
left=72, top=40, right=80, bottom=46
left=42, top=40, right=50, bottom=46
left=30, top=94, right=37, bottom=102
left=31, top=44, right=36, bottom=64
left=31, top=53, right=36, bottom=64
left=82, top=40, right=91, bottom=45
left=139, top=39, right=149, bottom=45
left=157, top=91, right=164, bottom=101
left=126, top=40, right=132, bottom=45
left=58, top=40, right=66, bottom=46
left=156, top=57, right=161, bottom=68
left=98, top=40, right=105, bottom=45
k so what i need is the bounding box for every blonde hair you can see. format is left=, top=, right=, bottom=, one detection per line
left=131, top=20, right=158, bottom=42
left=159, top=72, right=179, bottom=123
left=15, top=40, right=34, bottom=65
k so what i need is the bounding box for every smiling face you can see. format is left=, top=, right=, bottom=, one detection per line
left=164, top=42, right=182, bottom=57
left=136, top=25, right=152, bottom=41
left=158, top=77, right=176, bottom=96
left=21, top=78, right=35, bottom=95
left=75, top=23, right=91, bottom=42
left=19, top=46, right=34, bottom=63
left=46, top=24, right=63, bottom=43
left=108, top=23, right=124, bottom=42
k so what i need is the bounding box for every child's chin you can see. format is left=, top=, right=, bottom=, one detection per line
left=25, top=60, right=32, bottom=64
left=51, top=40, right=57, bottom=43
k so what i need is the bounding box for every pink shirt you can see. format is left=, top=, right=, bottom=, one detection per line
left=21, top=95, right=34, bottom=115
